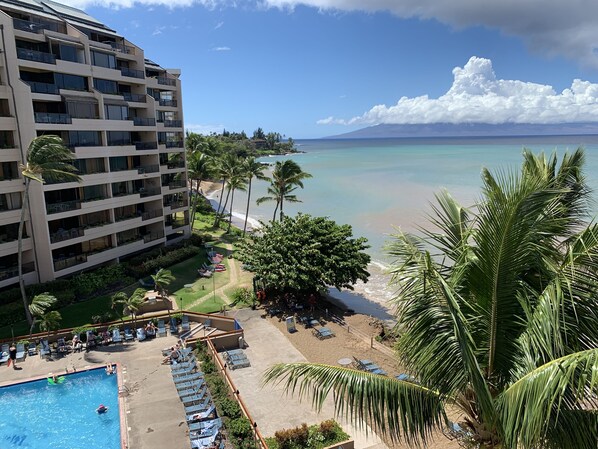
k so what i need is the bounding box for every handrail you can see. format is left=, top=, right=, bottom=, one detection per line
left=205, top=338, right=269, bottom=449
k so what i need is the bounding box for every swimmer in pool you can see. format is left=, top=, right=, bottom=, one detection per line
left=96, top=404, right=108, bottom=414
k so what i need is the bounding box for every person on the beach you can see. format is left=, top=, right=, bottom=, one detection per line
left=7, top=343, right=17, bottom=369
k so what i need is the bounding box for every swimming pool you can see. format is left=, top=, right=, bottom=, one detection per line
left=0, top=368, right=121, bottom=449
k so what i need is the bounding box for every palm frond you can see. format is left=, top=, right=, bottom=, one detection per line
left=498, top=349, right=598, bottom=449
left=263, top=363, right=445, bottom=445
left=28, top=293, right=57, bottom=317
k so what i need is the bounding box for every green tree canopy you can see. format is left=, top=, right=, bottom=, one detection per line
left=264, top=149, right=598, bottom=449
left=237, top=214, right=370, bottom=293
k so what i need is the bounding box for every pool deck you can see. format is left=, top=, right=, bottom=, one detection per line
left=0, top=334, right=190, bottom=449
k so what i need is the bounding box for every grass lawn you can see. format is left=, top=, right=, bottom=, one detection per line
left=187, top=295, right=226, bottom=314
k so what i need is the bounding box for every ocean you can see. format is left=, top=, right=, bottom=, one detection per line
left=215, top=136, right=598, bottom=320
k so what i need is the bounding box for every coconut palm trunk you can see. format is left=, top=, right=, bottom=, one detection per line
left=243, top=178, right=253, bottom=236
left=227, top=187, right=236, bottom=233
left=215, top=184, right=232, bottom=227
left=214, top=177, right=226, bottom=223
left=18, top=178, right=33, bottom=325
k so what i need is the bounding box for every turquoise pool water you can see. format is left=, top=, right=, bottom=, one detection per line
left=0, top=368, right=120, bottom=449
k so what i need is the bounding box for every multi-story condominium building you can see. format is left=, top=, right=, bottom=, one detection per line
left=0, top=0, right=190, bottom=286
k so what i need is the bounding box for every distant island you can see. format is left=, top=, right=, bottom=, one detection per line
left=327, top=122, right=598, bottom=139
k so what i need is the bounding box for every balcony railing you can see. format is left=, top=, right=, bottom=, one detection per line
left=123, top=93, right=146, bottom=103
left=50, top=227, right=85, bottom=244
left=157, top=77, right=176, bottom=86
left=137, top=164, right=160, bottom=174
left=115, top=212, right=140, bottom=222
left=26, top=81, right=59, bottom=94
left=139, top=187, right=161, bottom=197
left=167, top=180, right=187, bottom=189
left=117, top=235, right=143, bottom=246
left=143, top=230, right=165, bottom=243
left=135, top=141, right=158, bottom=151
left=54, top=254, right=87, bottom=272
left=106, top=41, right=135, bottom=54
left=120, top=67, right=145, bottom=79
left=17, top=48, right=56, bottom=64
left=168, top=220, right=189, bottom=229
left=158, top=99, right=177, bottom=107
left=13, top=18, right=66, bottom=34
left=0, top=262, right=34, bottom=281
left=163, top=120, right=182, bottom=128
left=46, top=200, right=81, bottom=214
left=108, top=140, right=133, bottom=147
left=35, top=112, right=71, bottom=124
left=166, top=161, right=185, bottom=169
left=164, top=141, right=183, bottom=148
left=142, top=209, right=163, bottom=221
left=164, top=200, right=188, bottom=209
left=133, top=117, right=156, bottom=126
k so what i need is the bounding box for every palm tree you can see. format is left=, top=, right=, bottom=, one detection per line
left=38, top=310, right=61, bottom=339
left=226, top=173, right=247, bottom=234
left=28, top=293, right=57, bottom=337
left=187, top=152, right=212, bottom=230
left=242, top=158, right=268, bottom=236
left=212, top=153, right=238, bottom=226
left=110, top=292, right=128, bottom=325
left=18, top=135, right=81, bottom=326
left=113, top=289, right=145, bottom=329
left=257, top=160, right=312, bottom=221
left=214, top=154, right=243, bottom=227
left=151, top=268, right=176, bottom=317
left=264, top=149, right=598, bottom=449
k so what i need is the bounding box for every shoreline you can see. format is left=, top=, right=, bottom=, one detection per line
left=200, top=180, right=397, bottom=323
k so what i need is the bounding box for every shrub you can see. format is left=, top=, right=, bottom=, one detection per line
left=216, top=397, right=241, bottom=419
left=274, top=423, right=309, bottom=449
left=229, top=417, right=253, bottom=439
left=231, top=288, right=255, bottom=307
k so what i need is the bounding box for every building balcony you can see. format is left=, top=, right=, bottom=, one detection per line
left=140, top=187, right=162, bottom=198
left=133, top=117, right=156, bottom=126
left=143, top=230, right=164, bottom=243
left=35, top=112, right=72, bottom=124
left=49, top=227, right=85, bottom=244
left=135, top=141, right=158, bottom=151
left=163, top=120, right=182, bottom=128
left=163, top=141, right=184, bottom=149
left=13, top=18, right=66, bottom=34
left=117, top=234, right=143, bottom=246
left=166, top=161, right=185, bottom=169
left=137, top=164, right=160, bottom=174
left=17, top=48, right=56, bottom=64
left=46, top=200, right=81, bottom=215
left=142, top=209, right=163, bottom=221
left=168, top=219, right=189, bottom=229
left=26, top=81, right=59, bottom=94
left=120, top=67, right=145, bottom=79
left=123, top=93, right=146, bottom=103
left=164, top=199, right=188, bottom=209
left=53, top=254, right=87, bottom=272
left=115, top=212, right=142, bottom=223
left=157, top=77, right=176, bottom=86
left=0, top=261, right=34, bottom=282
left=158, top=99, right=177, bottom=107
left=107, top=42, right=135, bottom=55
left=165, top=180, right=187, bottom=190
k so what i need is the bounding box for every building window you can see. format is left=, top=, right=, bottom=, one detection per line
left=107, top=131, right=131, bottom=146
left=55, top=73, right=88, bottom=91
left=67, top=131, right=101, bottom=147
left=91, top=51, right=116, bottom=69
left=93, top=78, right=118, bottom=94
left=104, top=104, right=129, bottom=120
left=66, top=101, right=98, bottom=119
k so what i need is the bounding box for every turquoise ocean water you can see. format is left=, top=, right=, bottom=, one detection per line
left=219, top=136, right=598, bottom=317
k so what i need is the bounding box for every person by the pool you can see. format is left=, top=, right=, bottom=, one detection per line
left=7, top=343, right=17, bottom=370
left=96, top=404, right=108, bottom=414
left=105, top=363, right=114, bottom=375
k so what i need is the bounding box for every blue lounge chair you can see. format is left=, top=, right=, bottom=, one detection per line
left=0, top=344, right=9, bottom=364
left=40, top=339, right=51, bottom=358
left=181, top=315, right=190, bottom=331
left=27, top=342, right=37, bottom=356
left=176, top=379, right=204, bottom=391
left=189, top=417, right=222, bottom=433
left=157, top=320, right=166, bottom=337
left=15, top=343, right=26, bottom=361
left=184, top=398, right=212, bottom=414
left=182, top=392, right=211, bottom=406
left=174, top=372, right=204, bottom=383
left=124, top=326, right=135, bottom=341
left=190, top=432, right=218, bottom=449
left=186, top=405, right=216, bottom=423
left=171, top=356, right=197, bottom=370
left=179, top=384, right=207, bottom=398
left=313, top=326, right=335, bottom=339
left=112, top=328, right=123, bottom=344
left=170, top=318, right=179, bottom=334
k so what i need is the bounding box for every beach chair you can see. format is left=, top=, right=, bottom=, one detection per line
left=27, top=341, right=37, bottom=356
left=182, top=392, right=212, bottom=406
left=112, top=328, right=123, bottom=344
left=124, top=326, right=135, bottom=341
left=86, top=330, right=97, bottom=350
left=186, top=405, right=216, bottom=423
left=157, top=320, right=167, bottom=337
left=170, top=318, right=179, bottom=335
left=313, top=327, right=335, bottom=339
left=40, top=339, right=51, bottom=358
left=174, top=372, right=205, bottom=383
left=136, top=327, right=146, bottom=341
left=178, top=383, right=207, bottom=398
left=181, top=315, right=190, bottom=331
left=190, top=431, right=219, bottom=449
left=56, top=338, right=68, bottom=355
left=184, top=397, right=212, bottom=414
left=175, top=378, right=205, bottom=391
left=189, top=416, right=221, bottom=432
left=171, top=354, right=197, bottom=369
left=172, top=365, right=199, bottom=377
left=15, top=343, right=26, bottom=361
left=0, top=343, right=9, bottom=364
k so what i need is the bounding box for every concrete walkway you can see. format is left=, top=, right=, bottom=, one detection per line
left=227, top=308, right=389, bottom=449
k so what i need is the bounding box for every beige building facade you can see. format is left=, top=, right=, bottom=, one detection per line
left=0, top=0, right=190, bottom=286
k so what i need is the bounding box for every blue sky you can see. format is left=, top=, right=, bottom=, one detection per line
left=70, top=1, right=598, bottom=138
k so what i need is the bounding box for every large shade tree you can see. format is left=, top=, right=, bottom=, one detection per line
left=257, top=159, right=312, bottom=221
left=265, top=149, right=598, bottom=449
left=18, top=135, right=81, bottom=325
left=237, top=213, right=370, bottom=294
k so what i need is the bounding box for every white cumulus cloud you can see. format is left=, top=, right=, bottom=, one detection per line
left=317, top=56, right=598, bottom=126
left=210, top=46, right=231, bottom=51
left=58, top=0, right=598, bottom=68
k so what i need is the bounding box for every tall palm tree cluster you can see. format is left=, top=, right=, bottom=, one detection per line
left=265, top=149, right=598, bottom=449
left=186, top=141, right=311, bottom=234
